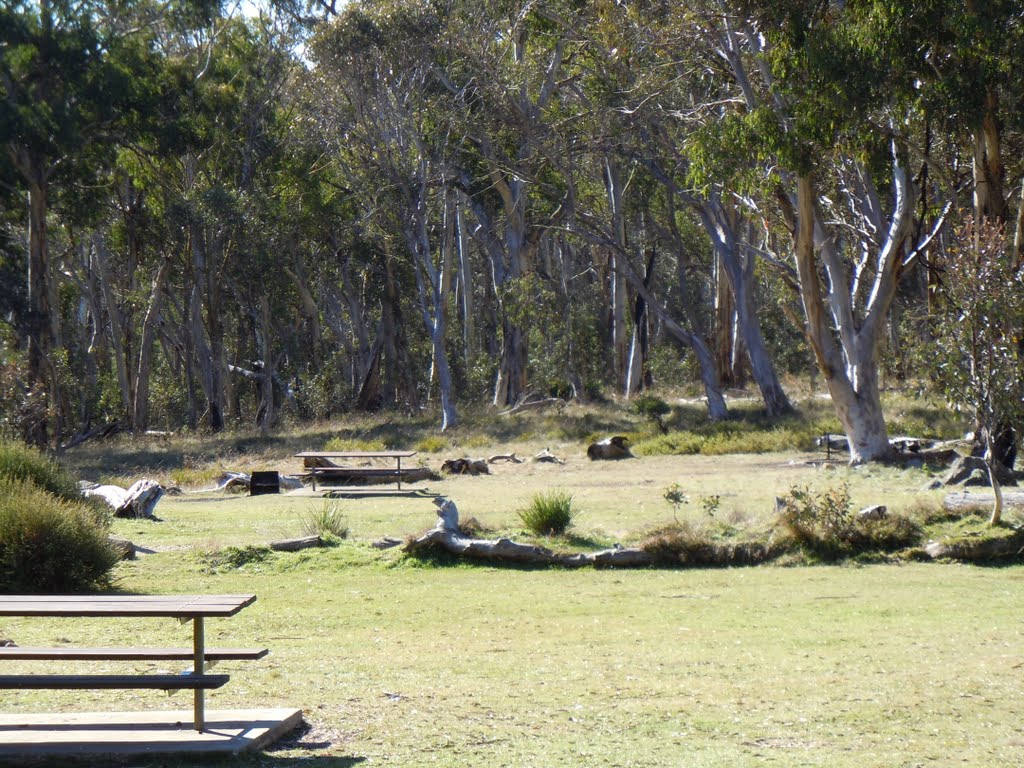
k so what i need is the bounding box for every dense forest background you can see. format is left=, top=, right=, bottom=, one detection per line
left=1, top=0, right=1021, bottom=464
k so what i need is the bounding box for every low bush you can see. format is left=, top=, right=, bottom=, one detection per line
left=0, top=481, right=120, bottom=592
left=519, top=490, right=578, bottom=535
left=0, top=441, right=81, bottom=502
left=206, top=544, right=272, bottom=571
left=301, top=501, right=350, bottom=540
left=633, top=395, right=671, bottom=433
left=640, top=522, right=779, bottom=566
left=776, top=484, right=921, bottom=560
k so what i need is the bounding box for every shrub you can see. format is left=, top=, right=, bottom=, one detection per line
left=301, top=501, right=350, bottom=540
left=414, top=435, right=448, bottom=453
left=633, top=395, right=671, bottom=433
left=0, top=481, right=120, bottom=592
left=519, top=490, right=578, bottom=535
left=0, top=441, right=81, bottom=502
left=776, top=484, right=921, bottom=560
left=639, top=522, right=778, bottom=566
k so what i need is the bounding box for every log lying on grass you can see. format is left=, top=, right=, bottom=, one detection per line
left=441, top=458, right=490, bottom=475
left=84, top=479, right=163, bottom=519
left=925, top=529, right=1024, bottom=561
left=270, top=536, right=324, bottom=552
left=404, top=497, right=653, bottom=568
left=943, top=490, right=1024, bottom=513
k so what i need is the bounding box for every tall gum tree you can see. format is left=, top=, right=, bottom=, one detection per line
left=694, top=1, right=953, bottom=462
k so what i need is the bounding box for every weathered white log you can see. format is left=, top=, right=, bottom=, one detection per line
left=270, top=535, right=324, bottom=552
left=944, top=491, right=1024, bottom=513
left=531, top=448, right=564, bottom=464
left=404, top=498, right=653, bottom=568
left=857, top=505, right=887, bottom=521
left=85, top=480, right=162, bottom=519
left=115, top=479, right=163, bottom=518
left=498, top=397, right=567, bottom=416
left=83, top=484, right=129, bottom=509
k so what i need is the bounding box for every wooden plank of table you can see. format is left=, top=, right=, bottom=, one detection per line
left=0, top=647, right=268, bottom=661
left=0, top=595, right=256, bottom=618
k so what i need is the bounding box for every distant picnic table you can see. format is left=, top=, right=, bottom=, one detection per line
left=295, top=450, right=418, bottom=491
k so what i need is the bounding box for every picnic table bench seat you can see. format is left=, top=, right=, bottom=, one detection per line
left=0, top=646, right=267, bottom=661
left=0, top=673, right=229, bottom=690
left=0, top=594, right=263, bottom=732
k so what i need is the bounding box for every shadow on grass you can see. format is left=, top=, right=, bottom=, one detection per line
left=14, top=756, right=366, bottom=768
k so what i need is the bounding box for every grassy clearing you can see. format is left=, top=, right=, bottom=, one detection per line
left=15, top=395, right=1021, bottom=766
left=5, top=556, right=1024, bottom=767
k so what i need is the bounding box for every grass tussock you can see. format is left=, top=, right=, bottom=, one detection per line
left=519, top=490, right=578, bottom=536
left=300, top=501, right=350, bottom=541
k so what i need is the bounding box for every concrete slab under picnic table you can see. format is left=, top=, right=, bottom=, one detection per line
left=0, top=707, right=303, bottom=757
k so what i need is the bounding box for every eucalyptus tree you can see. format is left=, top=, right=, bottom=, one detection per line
left=437, top=0, right=582, bottom=407
left=310, top=0, right=460, bottom=429
left=0, top=0, right=178, bottom=441
left=677, top=1, right=957, bottom=462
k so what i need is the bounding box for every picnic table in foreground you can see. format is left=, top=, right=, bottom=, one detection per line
left=0, top=594, right=301, bottom=757
left=295, top=450, right=418, bottom=491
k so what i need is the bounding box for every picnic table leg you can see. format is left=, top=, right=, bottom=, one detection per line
left=311, top=468, right=317, bottom=492
left=397, top=457, right=402, bottom=490
left=192, top=617, right=205, bottom=731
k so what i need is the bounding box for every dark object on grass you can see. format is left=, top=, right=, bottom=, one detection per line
left=250, top=470, right=280, bottom=496
left=441, top=458, right=489, bottom=475
left=587, top=436, right=633, bottom=460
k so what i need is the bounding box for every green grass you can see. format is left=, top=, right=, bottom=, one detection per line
left=13, top=394, right=1018, bottom=766
left=5, top=556, right=1024, bottom=767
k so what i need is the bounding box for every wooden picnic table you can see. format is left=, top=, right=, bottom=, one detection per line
left=295, top=450, right=417, bottom=491
left=0, top=594, right=261, bottom=732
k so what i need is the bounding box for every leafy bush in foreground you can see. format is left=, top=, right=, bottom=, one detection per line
left=0, top=481, right=119, bottom=592
left=0, top=441, right=81, bottom=502
left=519, top=490, right=578, bottom=535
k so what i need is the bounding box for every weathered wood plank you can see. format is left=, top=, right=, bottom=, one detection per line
left=0, top=647, right=267, bottom=661
left=0, top=674, right=229, bottom=690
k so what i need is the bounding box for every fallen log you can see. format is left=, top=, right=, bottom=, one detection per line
left=84, top=479, right=163, bottom=519
left=487, top=453, right=523, bottom=464
left=441, top=458, right=490, bottom=475
left=943, top=491, right=1024, bottom=513
left=925, top=530, right=1024, bottom=561
left=403, top=497, right=653, bottom=568
left=499, top=397, right=567, bottom=416
left=531, top=448, right=564, bottom=464
left=270, top=536, right=324, bottom=552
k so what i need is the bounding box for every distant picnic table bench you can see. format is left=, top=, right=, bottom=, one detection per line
left=295, top=450, right=418, bottom=491
left=0, top=594, right=265, bottom=732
